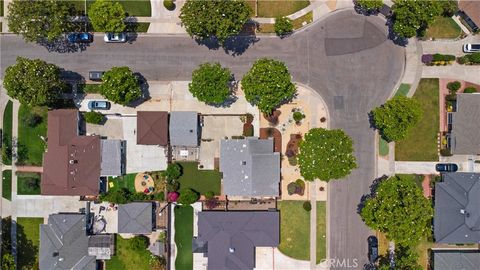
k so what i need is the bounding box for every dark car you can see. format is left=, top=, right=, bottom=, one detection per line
left=88, top=101, right=111, bottom=110
left=435, top=163, right=458, bottom=172
left=67, top=32, right=93, bottom=43
left=368, top=236, right=379, bottom=264
left=89, top=71, right=104, bottom=81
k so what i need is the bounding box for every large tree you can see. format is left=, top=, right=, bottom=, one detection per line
left=3, top=57, right=64, bottom=106
left=180, top=0, right=252, bottom=44
left=371, top=96, right=422, bottom=142
left=355, top=0, right=383, bottom=11
left=392, top=0, right=442, bottom=38
left=298, top=128, right=357, bottom=182
left=189, top=63, right=232, bottom=105
left=241, top=58, right=296, bottom=114
left=7, top=0, right=73, bottom=42
left=360, top=175, right=433, bottom=247
left=88, top=0, right=126, bottom=33
left=100, top=66, right=141, bottom=105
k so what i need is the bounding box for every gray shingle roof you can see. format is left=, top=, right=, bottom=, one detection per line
left=220, top=138, right=280, bottom=196
left=100, top=139, right=124, bottom=176
left=40, top=214, right=96, bottom=270
left=450, top=94, right=480, bottom=155
left=196, top=211, right=280, bottom=270
left=434, top=173, right=480, bottom=243
left=434, top=250, right=480, bottom=270
left=169, top=111, right=199, bottom=147
left=118, top=202, right=153, bottom=234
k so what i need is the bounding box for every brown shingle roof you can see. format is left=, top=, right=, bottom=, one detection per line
left=460, top=0, right=480, bottom=25
left=41, top=109, right=101, bottom=196
left=137, top=111, right=169, bottom=146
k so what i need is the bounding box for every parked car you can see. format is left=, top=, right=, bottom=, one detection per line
left=67, top=32, right=93, bottom=43
left=436, top=163, right=458, bottom=172
left=368, top=236, right=379, bottom=264
left=463, top=43, right=480, bottom=53
left=88, top=101, right=111, bottom=110
left=104, top=32, right=126, bottom=43
left=89, top=71, right=104, bottom=81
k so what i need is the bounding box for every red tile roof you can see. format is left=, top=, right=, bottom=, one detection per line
left=137, top=111, right=169, bottom=146
left=460, top=0, right=480, bottom=25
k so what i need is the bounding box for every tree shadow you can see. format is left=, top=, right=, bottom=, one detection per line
left=1, top=217, right=12, bottom=256
left=129, top=72, right=150, bottom=107
left=357, top=175, right=388, bottom=214
left=15, top=220, right=39, bottom=270
left=37, top=38, right=90, bottom=53
left=385, top=17, right=409, bottom=47
left=195, top=35, right=259, bottom=56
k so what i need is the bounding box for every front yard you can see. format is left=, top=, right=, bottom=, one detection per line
left=176, top=162, right=221, bottom=195
left=17, top=105, right=48, bottom=166
left=395, top=79, right=439, bottom=161
left=278, top=201, right=310, bottom=260
left=106, top=235, right=152, bottom=270
left=17, top=217, right=43, bottom=270
left=174, top=205, right=193, bottom=270
left=17, top=172, right=41, bottom=195
left=2, top=100, right=13, bottom=165
left=257, top=0, right=310, bottom=17
left=426, top=16, right=462, bottom=39
left=2, top=170, right=12, bottom=200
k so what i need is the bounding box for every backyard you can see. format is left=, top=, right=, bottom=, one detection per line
left=257, top=0, right=310, bottom=17
left=426, top=16, right=462, bottom=39
left=17, top=217, right=44, bottom=270
left=176, top=162, right=221, bottom=195
left=395, top=79, right=439, bottom=161
left=17, top=172, right=41, bottom=195
left=2, top=170, right=12, bottom=200
left=106, top=235, right=152, bottom=270
left=108, top=173, right=137, bottom=193
left=2, top=100, right=13, bottom=165
left=316, top=202, right=326, bottom=263
left=17, top=105, right=48, bottom=166
left=278, top=201, right=310, bottom=260
left=175, top=205, right=193, bottom=270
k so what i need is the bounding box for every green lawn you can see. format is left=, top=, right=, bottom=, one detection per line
left=17, top=105, right=48, bottom=166
left=0, top=0, right=4, bottom=16
left=426, top=16, right=462, bottom=39
left=17, top=217, right=44, bottom=270
left=86, top=0, right=151, bottom=17
left=17, top=172, right=41, bottom=195
left=258, top=11, right=313, bottom=33
left=2, top=170, right=12, bottom=200
left=175, top=205, right=193, bottom=270
left=108, top=173, right=137, bottom=193
left=106, top=235, right=152, bottom=270
left=379, top=138, right=389, bottom=156
left=78, top=83, right=101, bottom=93
left=257, top=0, right=310, bottom=17
left=176, top=162, right=221, bottom=195
left=395, top=79, right=439, bottom=161
left=2, top=100, right=13, bottom=165
left=396, top=174, right=424, bottom=190
left=316, top=202, right=326, bottom=263
left=394, top=83, right=411, bottom=97
left=278, top=201, right=310, bottom=260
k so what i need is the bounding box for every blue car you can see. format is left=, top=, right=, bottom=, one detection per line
left=67, top=32, right=93, bottom=43
left=88, top=101, right=111, bottom=110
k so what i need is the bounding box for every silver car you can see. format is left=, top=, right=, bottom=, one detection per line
left=104, top=32, right=126, bottom=43
left=463, top=43, right=480, bottom=53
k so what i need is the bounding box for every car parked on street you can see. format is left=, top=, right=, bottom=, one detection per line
left=67, top=32, right=93, bottom=43
left=436, top=163, right=458, bottom=172
left=104, top=32, right=126, bottom=43
left=368, top=236, right=378, bottom=264
left=88, top=101, right=111, bottom=110
left=463, top=43, right=480, bottom=53
left=89, top=71, right=104, bottom=81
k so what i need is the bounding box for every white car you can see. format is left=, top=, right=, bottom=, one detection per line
left=463, top=43, right=480, bottom=53
left=104, top=32, right=126, bottom=43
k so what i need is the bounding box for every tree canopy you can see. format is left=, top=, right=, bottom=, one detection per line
left=274, top=17, right=293, bottom=36
left=241, top=58, right=296, bottom=114
left=3, top=57, right=64, bottom=107
left=100, top=66, right=142, bottom=105
left=179, top=0, right=252, bottom=44
left=355, top=0, right=383, bottom=10
left=189, top=63, right=232, bottom=105
left=298, top=128, right=357, bottom=182
left=7, top=0, right=73, bottom=42
left=178, top=189, right=200, bottom=205
left=162, top=163, right=183, bottom=180
left=372, top=96, right=422, bottom=142
left=392, top=0, right=442, bottom=38
left=360, top=175, right=433, bottom=247
left=88, top=0, right=126, bottom=33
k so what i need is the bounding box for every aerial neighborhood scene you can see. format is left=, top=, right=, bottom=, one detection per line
left=0, top=0, right=480, bottom=269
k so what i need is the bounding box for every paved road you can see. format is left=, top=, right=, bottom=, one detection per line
left=0, top=9, right=405, bottom=268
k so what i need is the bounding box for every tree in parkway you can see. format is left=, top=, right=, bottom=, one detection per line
left=360, top=175, right=433, bottom=247
left=355, top=0, right=384, bottom=11
left=297, top=128, right=357, bottom=182
left=3, top=57, right=64, bottom=107
left=392, top=0, right=442, bottom=38
left=180, top=0, right=252, bottom=44
left=88, top=0, right=126, bottom=33
left=371, top=96, right=422, bottom=142
left=241, top=58, right=296, bottom=115
left=7, top=0, right=74, bottom=42
left=100, top=67, right=142, bottom=106
left=189, top=63, right=233, bottom=105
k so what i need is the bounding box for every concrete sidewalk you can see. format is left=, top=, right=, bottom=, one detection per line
left=394, top=161, right=438, bottom=174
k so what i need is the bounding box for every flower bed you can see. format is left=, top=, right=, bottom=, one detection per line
left=422, top=54, right=456, bottom=66
left=458, top=52, right=480, bottom=65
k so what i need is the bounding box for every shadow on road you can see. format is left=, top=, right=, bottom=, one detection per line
left=196, top=35, right=260, bottom=56
left=38, top=38, right=90, bottom=53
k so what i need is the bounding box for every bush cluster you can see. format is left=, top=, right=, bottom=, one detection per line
left=163, top=0, right=175, bottom=11
left=84, top=111, right=104, bottom=125
left=422, top=54, right=456, bottom=65
left=458, top=53, right=480, bottom=65
left=446, top=81, right=461, bottom=92
left=303, top=201, right=311, bottom=212
left=293, top=111, right=305, bottom=122
left=100, top=188, right=156, bottom=204
left=287, top=179, right=305, bottom=195
left=177, top=188, right=200, bottom=205
left=274, top=17, right=293, bottom=36
left=464, top=86, right=477, bottom=93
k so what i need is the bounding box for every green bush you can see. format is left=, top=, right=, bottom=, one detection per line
left=166, top=180, right=180, bottom=192
left=274, top=16, right=293, bottom=36
left=130, top=235, right=149, bottom=251
left=287, top=182, right=298, bottom=195
left=446, top=81, right=461, bottom=92
left=288, top=156, right=297, bottom=166
left=22, top=113, right=42, bottom=127
left=293, top=111, right=305, bottom=122
left=432, top=54, right=455, bottom=62
left=84, top=111, right=104, bottom=125
left=178, top=188, right=200, bottom=205
left=162, top=163, right=183, bottom=180
left=468, top=52, right=480, bottom=63
left=303, top=201, right=311, bottom=212
left=243, top=123, right=254, bottom=137
left=464, top=86, right=477, bottom=93
left=163, top=0, right=176, bottom=11
left=205, top=191, right=215, bottom=199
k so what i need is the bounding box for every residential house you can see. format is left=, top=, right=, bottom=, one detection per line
left=193, top=211, right=279, bottom=270
left=220, top=137, right=280, bottom=198
left=169, top=111, right=200, bottom=161
left=137, top=111, right=169, bottom=146
left=118, top=202, right=154, bottom=234
left=433, top=250, right=480, bottom=270
left=459, top=0, right=480, bottom=32
left=447, top=94, right=480, bottom=155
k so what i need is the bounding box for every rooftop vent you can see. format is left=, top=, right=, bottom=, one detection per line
left=460, top=209, right=466, bottom=214
left=53, top=252, right=59, bottom=257
left=229, top=248, right=235, bottom=253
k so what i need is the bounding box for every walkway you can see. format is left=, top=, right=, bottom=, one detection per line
left=394, top=162, right=438, bottom=174
left=422, top=64, right=480, bottom=85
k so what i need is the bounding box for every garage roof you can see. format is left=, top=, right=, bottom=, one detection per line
left=137, top=111, right=169, bottom=146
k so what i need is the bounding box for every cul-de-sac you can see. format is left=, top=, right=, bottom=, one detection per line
left=0, top=0, right=479, bottom=269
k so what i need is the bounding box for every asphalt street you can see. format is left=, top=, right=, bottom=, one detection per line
left=0, top=9, right=405, bottom=269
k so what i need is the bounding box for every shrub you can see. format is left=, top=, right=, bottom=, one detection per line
left=166, top=180, right=180, bottom=192
left=432, top=54, right=455, bottom=62
left=162, top=163, right=182, bottom=180
left=320, top=117, right=326, bottom=123
left=178, top=189, right=200, bottom=205
left=205, top=191, right=215, bottom=199
left=295, top=179, right=305, bottom=189
left=264, top=110, right=281, bottom=125
left=447, top=81, right=461, bottom=92
left=274, top=16, right=293, bottom=36
left=441, top=0, right=458, bottom=17
left=445, top=94, right=457, bottom=101
left=457, top=56, right=467, bottom=64
left=285, top=149, right=295, bottom=158
left=293, top=111, right=305, bottom=122
left=23, top=113, right=42, bottom=127
left=246, top=113, right=254, bottom=124
left=163, top=0, right=176, bottom=11
left=243, top=123, right=254, bottom=137
left=421, top=54, right=433, bottom=64
left=84, top=111, right=104, bottom=124
left=288, top=156, right=297, bottom=166
left=130, top=235, right=149, bottom=251
left=468, top=52, right=480, bottom=63
left=303, top=201, right=311, bottom=211
left=287, top=182, right=298, bottom=195
left=464, top=86, right=477, bottom=93
left=205, top=197, right=220, bottom=209
left=167, top=191, right=179, bottom=202
left=440, top=148, right=452, bottom=156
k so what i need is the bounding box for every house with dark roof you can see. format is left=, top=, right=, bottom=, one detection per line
left=194, top=211, right=279, bottom=270
left=118, top=202, right=154, bottom=234
left=433, top=250, right=480, bottom=270
left=137, top=111, right=169, bottom=146
left=220, top=137, right=280, bottom=197
left=459, top=0, right=480, bottom=32
left=447, top=94, right=480, bottom=155
left=169, top=111, right=199, bottom=147
left=434, top=173, right=480, bottom=243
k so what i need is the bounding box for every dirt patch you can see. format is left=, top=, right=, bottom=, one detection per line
left=260, top=128, right=282, bottom=152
